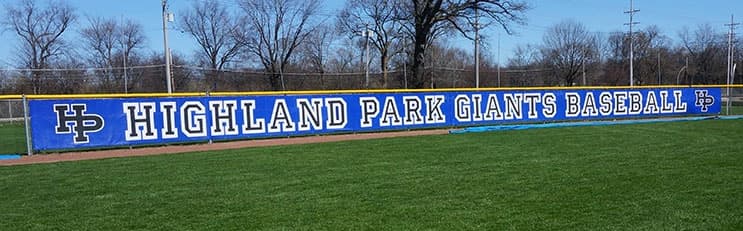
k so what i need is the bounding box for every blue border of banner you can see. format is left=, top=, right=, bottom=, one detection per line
left=29, top=88, right=721, bottom=151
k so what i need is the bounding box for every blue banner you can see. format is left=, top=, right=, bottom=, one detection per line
left=29, top=88, right=721, bottom=151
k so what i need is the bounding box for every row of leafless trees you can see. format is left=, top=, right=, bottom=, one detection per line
left=0, top=0, right=529, bottom=93
left=515, top=20, right=742, bottom=87
left=0, top=0, right=740, bottom=94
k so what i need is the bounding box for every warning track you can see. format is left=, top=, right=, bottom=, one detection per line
left=0, top=129, right=449, bottom=166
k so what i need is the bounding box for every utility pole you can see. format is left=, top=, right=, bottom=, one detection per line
left=279, top=58, right=286, bottom=91
left=403, top=60, right=407, bottom=89
left=676, top=57, right=688, bottom=85
left=403, top=37, right=408, bottom=89
left=725, top=15, right=739, bottom=115
left=474, top=5, right=480, bottom=88
left=625, top=0, right=639, bottom=87
left=497, top=32, right=501, bottom=88
left=364, top=24, right=371, bottom=89
left=124, top=50, right=128, bottom=94
left=582, top=59, right=586, bottom=86
left=122, top=15, right=128, bottom=94
left=686, top=57, right=689, bottom=85
left=726, top=15, right=739, bottom=87
left=162, top=0, right=173, bottom=93
left=657, top=52, right=661, bottom=85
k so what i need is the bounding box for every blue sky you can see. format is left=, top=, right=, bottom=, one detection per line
left=1, top=0, right=742, bottom=68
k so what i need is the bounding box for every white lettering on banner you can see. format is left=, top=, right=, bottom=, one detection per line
left=114, top=90, right=694, bottom=143
left=297, top=98, right=324, bottom=131
left=599, top=92, right=613, bottom=116
left=503, top=93, right=523, bottom=120
left=403, top=96, right=424, bottom=125
left=614, top=92, right=628, bottom=115
left=268, top=99, right=295, bottom=133
left=424, top=95, right=446, bottom=124
left=241, top=100, right=266, bottom=134
left=209, top=100, right=239, bottom=136
left=542, top=93, right=557, bottom=118
left=660, top=91, right=673, bottom=113
left=360, top=95, right=444, bottom=127
left=359, top=97, right=379, bottom=128
left=325, top=98, right=347, bottom=130
left=456, top=93, right=556, bottom=122
left=380, top=96, right=403, bottom=126
left=581, top=92, right=598, bottom=117
left=565, top=92, right=581, bottom=117
left=563, top=90, right=687, bottom=117
left=471, top=94, right=483, bottom=121
left=483, top=94, right=504, bottom=121
left=160, top=102, right=178, bottom=139
left=123, top=102, right=158, bottom=141
left=644, top=91, right=660, bottom=114
left=628, top=92, right=643, bottom=115
left=181, top=101, right=207, bottom=138
left=523, top=93, right=541, bottom=119
left=455, top=95, right=471, bottom=122
left=674, top=91, right=687, bottom=112
left=293, top=98, right=348, bottom=131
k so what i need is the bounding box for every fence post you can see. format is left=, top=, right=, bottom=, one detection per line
left=23, top=95, right=33, bottom=156
left=206, top=91, right=212, bottom=144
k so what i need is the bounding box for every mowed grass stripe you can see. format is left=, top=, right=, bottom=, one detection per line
left=1, top=119, right=742, bottom=230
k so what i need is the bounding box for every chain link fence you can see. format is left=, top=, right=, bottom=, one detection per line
left=0, top=99, right=27, bottom=155
left=1, top=65, right=742, bottom=155
left=2, top=65, right=742, bottom=93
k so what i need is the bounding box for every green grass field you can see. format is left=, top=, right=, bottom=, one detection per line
left=1, top=119, right=742, bottom=230
left=725, top=105, right=743, bottom=115
left=0, top=122, right=26, bottom=154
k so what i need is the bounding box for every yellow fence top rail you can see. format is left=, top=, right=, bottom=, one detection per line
left=1, top=84, right=742, bottom=99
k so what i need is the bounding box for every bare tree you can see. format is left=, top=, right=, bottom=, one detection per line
left=81, top=17, right=117, bottom=68
left=425, top=43, right=471, bottom=88
left=508, top=44, right=539, bottom=68
left=327, top=46, right=362, bottom=73
left=540, top=20, right=598, bottom=86
left=679, top=24, right=727, bottom=84
left=80, top=17, right=117, bottom=91
left=118, top=19, right=146, bottom=93
left=139, top=51, right=192, bottom=93
left=506, top=44, right=543, bottom=86
left=237, top=0, right=322, bottom=91
left=397, top=0, right=527, bottom=88
left=630, top=26, right=672, bottom=85
left=48, top=57, right=89, bottom=94
left=179, top=0, right=243, bottom=91
left=2, top=0, right=76, bottom=93
left=602, top=31, right=629, bottom=85
left=298, top=24, right=337, bottom=89
left=80, top=16, right=145, bottom=92
left=338, top=0, right=403, bottom=88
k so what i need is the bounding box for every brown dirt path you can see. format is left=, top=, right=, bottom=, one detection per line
left=0, top=129, right=451, bottom=166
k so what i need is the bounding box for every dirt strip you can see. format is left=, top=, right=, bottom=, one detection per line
left=0, top=129, right=451, bottom=166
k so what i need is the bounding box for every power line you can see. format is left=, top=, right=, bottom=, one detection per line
left=0, top=64, right=167, bottom=72
left=162, top=0, right=173, bottom=93
left=725, top=14, right=739, bottom=115
left=624, top=0, right=640, bottom=87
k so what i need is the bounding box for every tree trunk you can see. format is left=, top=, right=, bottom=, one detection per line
left=380, top=48, right=389, bottom=89
left=269, top=73, right=282, bottom=91
left=410, top=30, right=428, bottom=89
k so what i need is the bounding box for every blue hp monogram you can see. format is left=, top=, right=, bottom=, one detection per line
left=694, top=90, right=715, bottom=112
left=54, top=104, right=104, bottom=144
